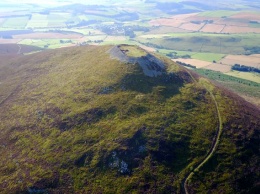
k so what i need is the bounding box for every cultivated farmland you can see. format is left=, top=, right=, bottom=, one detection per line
left=0, top=1, right=259, bottom=85
left=220, top=55, right=260, bottom=68
left=198, top=10, right=239, bottom=17
left=230, top=12, right=260, bottom=21
left=0, top=18, right=5, bottom=26
left=222, top=26, right=260, bottom=33
left=172, top=58, right=212, bottom=68
left=191, top=52, right=225, bottom=62
left=179, top=23, right=205, bottom=31
left=2, top=16, right=29, bottom=28
left=13, top=32, right=83, bottom=39
left=26, top=14, right=49, bottom=28
left=204, top=63, right=231, bottom=73
left=200, top=24, right=225, bottom=33
left=225, top=71, right=260, bottom=83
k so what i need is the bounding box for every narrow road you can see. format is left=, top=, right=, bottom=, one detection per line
left=182, top=71, right=223, bottom=194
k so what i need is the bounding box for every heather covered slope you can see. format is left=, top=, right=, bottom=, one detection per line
left=0, top=45, right=259, bottom=193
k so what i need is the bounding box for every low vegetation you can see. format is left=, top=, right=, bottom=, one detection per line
left=194, top=69, right=260, bottom=106
left=0, top=45, right=259, bottom=193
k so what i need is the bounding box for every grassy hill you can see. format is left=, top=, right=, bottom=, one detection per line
left=0, top=45, right=259, bottom=193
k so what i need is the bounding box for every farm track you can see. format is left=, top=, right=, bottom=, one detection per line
left=197, top=23, right=207, bottom=32
left=220, top=24, right=226, bottom=33
left=182, top=70, right=223, bottom=194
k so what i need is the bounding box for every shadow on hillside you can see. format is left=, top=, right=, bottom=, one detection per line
left=120, top=67, right=184, bottom=99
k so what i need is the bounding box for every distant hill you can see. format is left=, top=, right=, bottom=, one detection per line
left=0, top=44, right=42, bottom=55
left=0, top=45, right=259, bottom=193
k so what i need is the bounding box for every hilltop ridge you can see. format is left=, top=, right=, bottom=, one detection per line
left=110, top=45, right=166, bottom=77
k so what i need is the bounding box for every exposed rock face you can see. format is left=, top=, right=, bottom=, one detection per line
left=109, top=45, right=165, bottom=77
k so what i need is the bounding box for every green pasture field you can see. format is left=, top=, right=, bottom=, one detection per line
left=78, top=15, right=88, bottom=21
left=78, top=14, right=116, bottom=22
left=0, top=27, right=13, bottom=31
left=119, top=45, right=147, bottom=57
left=85, top=8, right=118, bottom=16
left=194, top=68, right=260, bottom=99
left=225, top=71, right=260, bottom=83
left=100, top=40, right=135, bottom=45
left=32, top=28, right=101, bottom=36
left=18, top=39, right=50, bottom=47
left=158, top=49, right=225, bottom=62
left=191, top=52, right=226, bottom=62
left=26, top=14, right=49, bottom=28
left=47, top=13, right=69, bottom=27
left=140, top=33, right=230, bottom=39
left=42, top=39, right=69, bottom=46
left=18, top=39, right=74, bottom=49
left=0, top=18, right=5, bottom=26
left=158, top=49, right=195, bottom=56
left=123, top=21, right=151, bottom=27
left=60, top=28, right=105, bottom=36
left=48, top=43, right=74, bottom=49
left=137, top=33, right=260, bottom=55
left=2, top=16, right=29, bottom=28
left=249, top=23, right=260, bottom=28
left=86, top=35, right=107, bottom=41
left=140, top=33, right=260, bottom=39
left=198, top=10, right=239, bottom=17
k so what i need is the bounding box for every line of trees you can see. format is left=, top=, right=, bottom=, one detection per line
left=176, top=61, right=196, bottom=68
left=232, top=64, right=260, bottom=73
left=244, top=46, right=260, bottom=55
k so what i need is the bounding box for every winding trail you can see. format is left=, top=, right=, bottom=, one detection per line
left=182, top=71, right=223, bottom=194
left=0, top=85, right=20, bottom=106
left=17, top=45, right=22, bottom=54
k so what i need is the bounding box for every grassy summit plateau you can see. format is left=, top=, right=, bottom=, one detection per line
left=0, top=45, right=259, bottom=193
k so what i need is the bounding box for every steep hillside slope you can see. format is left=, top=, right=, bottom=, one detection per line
left=0, top=45, right=259, bottom=194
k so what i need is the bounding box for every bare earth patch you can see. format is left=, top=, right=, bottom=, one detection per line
left=149, top=13, right=198, bottom=27
left=179, top=23, right=205, bottom=31
left=204, top=63, right=231, bottom=73
left=200, top=24, right=225, bottom=33
left=222, top=26, right=260, bottom=33
left=184, top=15, right=219, bottom=22
left=172, top=58, right=212, bottom=68
left=251, top=54, right=260, bottom=58
left=150, top=18, right=183, bottom=27
left=230, top=12, right=260, bottom=21
left=214, top=19, right=249, bottom=27
left=172, top=13, right=199, bottom=20
left=220, top=55, right=260, bottom=68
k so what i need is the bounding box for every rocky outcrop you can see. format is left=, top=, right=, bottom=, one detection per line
left=109, top=45, right=166, bottom=77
